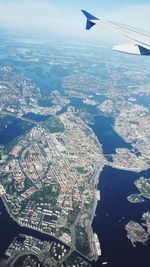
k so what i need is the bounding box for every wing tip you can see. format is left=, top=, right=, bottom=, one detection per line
left=81, top=10, right=99, bottom=30
left=81, top=10, right=99, bottom=21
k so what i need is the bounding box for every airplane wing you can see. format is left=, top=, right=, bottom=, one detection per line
left=81, top=10, right=150, bottom=55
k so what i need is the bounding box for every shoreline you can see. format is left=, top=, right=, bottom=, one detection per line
left=0, top=162, right=106, bottom=263
left=87, top=123, right=107, bottom=259
left=106, top=162, right=148, bottom=173
left=1, top=195, right=70, bottom=247
left=87, top=163, right=106, bottom=261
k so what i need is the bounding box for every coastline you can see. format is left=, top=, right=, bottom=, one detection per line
left=87, top=163, right=106, bottom=261
left=107, top=162, right=148, bottom=173
left=1, top=189, right=101, bottom=264
left=1, top=195, right=69, bottom=246
left=88, top=123, right=107, bottom=259
left=1, top=154, right=106, bottom=263
left=1, top=166, right=104, bottom=263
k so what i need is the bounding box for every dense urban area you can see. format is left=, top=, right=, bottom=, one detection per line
left=0, top=37, right=149, bottom=266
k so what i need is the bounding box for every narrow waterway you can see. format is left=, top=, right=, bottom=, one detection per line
left=22, top=112, right=50, bottom=122
left=91, top=115, right=132, bottom=155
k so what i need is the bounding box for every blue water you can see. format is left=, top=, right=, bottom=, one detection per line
left=91, top=95, right=107, bottom=103
left=135, top=95, right=150, bottom=108
left=91, top=115, right=132, bottom=155
left=70, top=97, right=98, bottom=115
left=70, top=98, right=84, bottom=110
left=23, top=113, right=50, bottom=122
left=38, top=99, right=53, bottom=107
left=0, top=119, right=25, bottom=145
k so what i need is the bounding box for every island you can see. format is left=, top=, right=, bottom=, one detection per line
left=127, top=176, right=150, bottom=203
left=109, top=148, right=149, bottom=172
left=127, top=194, right=144, bottom=204
left=142, top=211, right=150, bottom=234
left=125, top=211, right=150, bottom=247
left=135, top=177, right=150, bottom=199
left=125, top=220, right=149, bottom=247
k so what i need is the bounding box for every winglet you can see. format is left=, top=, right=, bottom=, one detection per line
left=81, top=10, right=99, bottom=30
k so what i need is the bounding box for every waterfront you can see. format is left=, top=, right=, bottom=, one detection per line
left=0, top=198, right=57, bottom=259
left=0, top=113, right=149, bottom=267
left=92, top=115, right=150, bottom=267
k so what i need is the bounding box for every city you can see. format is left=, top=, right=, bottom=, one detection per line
left=0, top=34, right=149, bottom=266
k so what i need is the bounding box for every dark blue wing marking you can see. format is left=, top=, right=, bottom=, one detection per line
left=81, top=10, right=99, bottom=21
left=86, top=20, right=96, bottom=30
left=138, top=45, right=150, bottom=55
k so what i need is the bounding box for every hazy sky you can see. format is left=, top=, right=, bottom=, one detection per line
left=0, top=0, right=150, bottom=43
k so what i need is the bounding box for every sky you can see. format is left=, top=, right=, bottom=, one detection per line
left=0, top=0, right=150, bottom=44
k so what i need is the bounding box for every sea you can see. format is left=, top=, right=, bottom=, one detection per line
left=0, top=111, right=150, bottom=267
